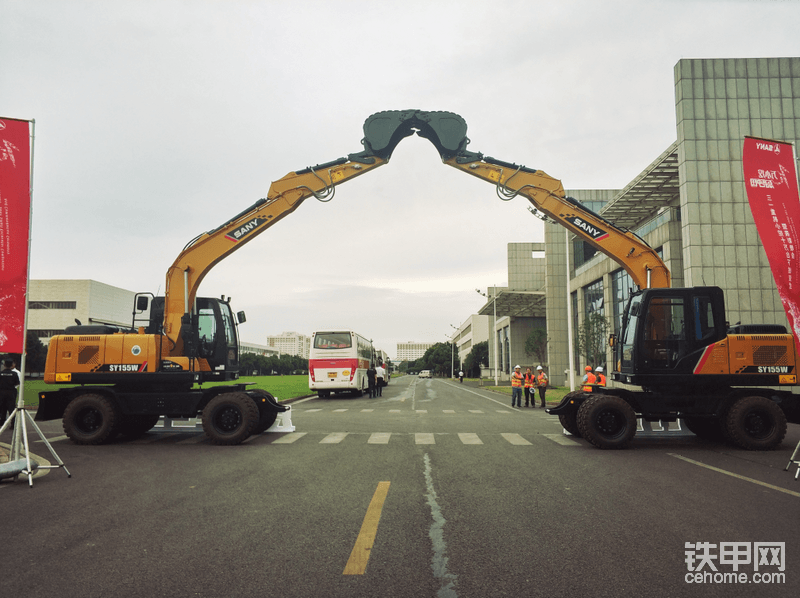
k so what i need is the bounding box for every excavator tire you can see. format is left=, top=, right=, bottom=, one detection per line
left=202, top=392, right=259, bottom=445
left=63, top=393, right=121, bottom=445
left=724, top=396, right=787, bottom=451
left=557, top=391, right=585, bottom=438
left=249, top=389, right=279, bottom=435
left=576, top=394, right=637, bottom=449
left=558, top=413, right=582, bottom=438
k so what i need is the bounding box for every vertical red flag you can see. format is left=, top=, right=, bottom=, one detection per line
left=743, top=136, right=800, bottom=350
left=0, top=117, right=32, bottom=354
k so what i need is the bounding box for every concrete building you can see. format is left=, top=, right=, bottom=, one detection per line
left=542, top=57, right=800, bottom=387
left=266, top=331, right=311, bottom=359
left=27, top=279, right=136, bottom=343
left=450, top=314, right=489, bottom=369
left=26, top=279, right=272, bottom=355
left=474, top=243, right=548, bottom=380
left=396, top=342, right=435, bottom=362
left=240, top=342, right=278, bottom=358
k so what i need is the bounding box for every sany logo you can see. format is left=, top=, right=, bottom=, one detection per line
left=755, top=141, right=781, bottom=155
left=226, top=217, right=267, bottom=242
left=564, top=215, right=609, bottom=241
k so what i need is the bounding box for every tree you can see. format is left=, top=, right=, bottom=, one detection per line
left=3, top=331, right=47, bottom=373
left=464, top=340, right=488, bottom=378
left=524, top=327, right=548, bottom=366
left=419, top=342, right=456, bottom=376
left=576, top=312, right=609, bottom=368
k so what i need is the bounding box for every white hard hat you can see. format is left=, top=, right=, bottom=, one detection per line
left=595, top=366, right=603, bottom=372
left=514, top=365, right=521, bottom=369
left=537, top=366, right=543, bottom=370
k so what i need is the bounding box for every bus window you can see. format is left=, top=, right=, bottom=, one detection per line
left=314, top=332, right=353, bottom=349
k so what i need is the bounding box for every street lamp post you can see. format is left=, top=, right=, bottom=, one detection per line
left=449, top=324, right=458, bottom=379
left=476, top=287, right=499, bottom=386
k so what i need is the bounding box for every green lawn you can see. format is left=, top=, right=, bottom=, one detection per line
left=19, top=375, right=313, bottom=407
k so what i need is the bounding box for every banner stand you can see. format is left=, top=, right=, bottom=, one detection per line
left=0, top=389, right=71, bottom=486
left=0, top=117, right=70, bottom=487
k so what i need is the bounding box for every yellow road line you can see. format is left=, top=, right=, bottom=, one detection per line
left=343, top=481, right=391, bottom=575
left=668, top=453, right=800, bottom=498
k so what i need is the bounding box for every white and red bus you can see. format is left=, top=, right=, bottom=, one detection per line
left=308, top=330, right=374, bottom=398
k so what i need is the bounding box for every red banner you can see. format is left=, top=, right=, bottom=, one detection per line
left=0, top=118, right=32, bottom=354
left=743, top=136, right=800, bottom=349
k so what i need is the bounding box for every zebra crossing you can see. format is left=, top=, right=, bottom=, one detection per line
left=267, top=431, right=576, bottom=446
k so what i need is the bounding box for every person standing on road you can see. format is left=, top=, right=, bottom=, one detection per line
left=458, top=369, right=464, bottom=383
left=581, top=365, right=596, bottom=392
left=535, top=365, right=549, bottom=408
left=511, top=365, right=523, bottom=408
left=523, top=367, right=534, bottom=407
left=375, top=363, right=386, bottom=396
left=366, top=363, right=377, bottom=398
left=0, top=359, right=20, bottom=428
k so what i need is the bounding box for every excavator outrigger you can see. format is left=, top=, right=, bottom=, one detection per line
left=38, top=109, right=800, bottom=449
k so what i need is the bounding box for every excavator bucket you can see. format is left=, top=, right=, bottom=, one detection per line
left=357, top=110, right=476, bottom=162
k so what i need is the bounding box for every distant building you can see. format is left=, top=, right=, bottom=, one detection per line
left=396, top=342, right=434, bottom=361
left=25, top=279, right=268, bottom=355
left=266, top=331, right=311, bottom=359
left=240, top=342, right=278, bottom=358
left=450, top=314, right=489, bottom=370
left=27, top=279, right=135, bottom=344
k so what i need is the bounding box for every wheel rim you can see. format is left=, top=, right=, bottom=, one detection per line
left=75, top=407, right=103, bottom=434
left=743, top=409, right=774, bottom=439
left=595, top=408, right=627, bottom=439
left=212, top=405, right=243, bottom=434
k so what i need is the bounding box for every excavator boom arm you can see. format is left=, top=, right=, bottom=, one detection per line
left=358, top=109, right=670, bottom=290
left=163, top=109, right=670, bottom=356
left=163, top=156, right=385, bottom=354
left=443, top=156, right=671, bottom=290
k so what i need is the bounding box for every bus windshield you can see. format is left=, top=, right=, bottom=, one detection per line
left=314, top=332, right=353, bottom=349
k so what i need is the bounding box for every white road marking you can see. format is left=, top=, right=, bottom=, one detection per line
left=458, top=433, right=483, bottom=445
left=543, top=433, right=580, bottom=446
left=501, top=433, right=532, bottom=446
left=368, top=433, right=392, bottom=444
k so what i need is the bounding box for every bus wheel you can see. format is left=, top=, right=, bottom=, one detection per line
left=724, top=396, right=787, bottom=451
left=63, top=393, right=120, bottom=445
left=202, top=393, right=259, bottom=445
left=577, top=395, right=636, bottom=449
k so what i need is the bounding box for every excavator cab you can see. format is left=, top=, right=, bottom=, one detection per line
left=133, top=294, right=241, bottom=379
left=615, top=286, right=727, bottom=387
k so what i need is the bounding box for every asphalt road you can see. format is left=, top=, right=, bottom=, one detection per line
left=2, top=375, right=799, bottom=598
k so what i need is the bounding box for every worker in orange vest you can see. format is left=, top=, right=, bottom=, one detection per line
left=511, top=365, right=524, bottom=408
left=581, top=365, right=596, bottom=392
left=535, top=365, right=549, bottom=408
left=523, top=367, right=535, bottom=407
left=595, top=366, right=606, bottom=387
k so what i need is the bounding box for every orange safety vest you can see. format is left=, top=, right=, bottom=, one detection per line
left=582, top=372, right=597, bottom=392
left=537, top=372, right=548, bottom=387
left=524, top=373, right=535, bottom=388
left=596, top=373, right=606, bottom=386
left=511, top=372, right=523, bottom=387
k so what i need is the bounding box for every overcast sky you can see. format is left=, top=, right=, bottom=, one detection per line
left=2, top=0, right=799, bottom=359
